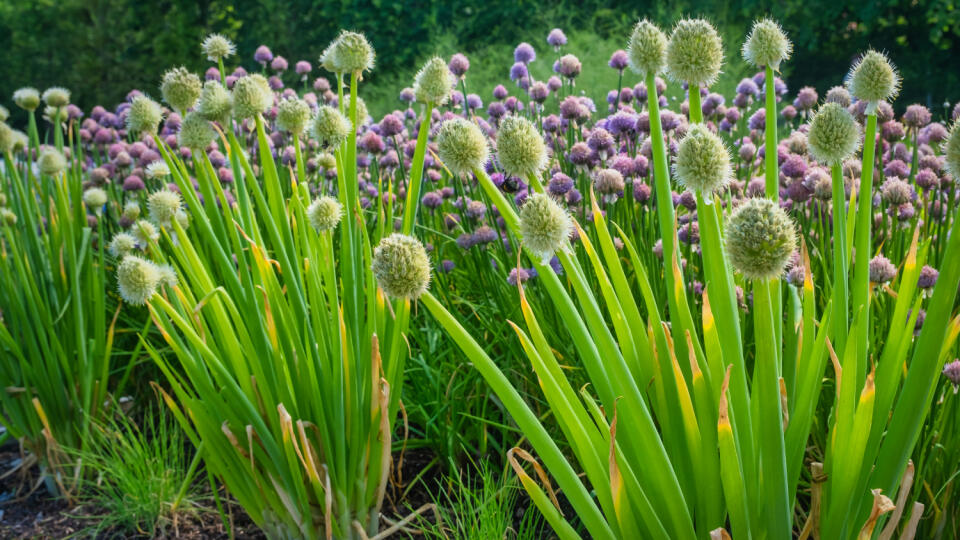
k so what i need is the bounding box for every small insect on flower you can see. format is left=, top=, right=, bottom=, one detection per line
left=202, top=33, right=236, bottom=62
left=807, top=102, right=861, bottom=165
left=496, top=115, right=547, bottom=178
left=519, top=192, right=572, bottom=262
left=197, top=81, right=233, bottom=124
left=13, top=87, right=41, bottom=111
left=37, top=148, right=67, bottom=176
left=436, top=118, right=489, bottom=176
left=372, top=233, right=431, bottom=300
left=307, top=196, right=343, bottom=232
left=178, top=112, right=216, bottom=150
left=666, top=18, right=724, bottom=86
left=147, top=189, right=182, bottom=228
left=741, top=18, right=792, bottom=70
left=232, top=74, right=273, bottom=119
left=116, top=255, right=162, bottom=306
left=312, top=105, right=352, bottom=148
left=413, top=57, right=456, bottom=106
left=160, top=67, right=202, bottom=113
left=673, top=123, right=732, bottom=196
left=725, top=197, right=797, bottom=280
left=847, top=50, right=901, bottom=104
left=108, top=232, right=137, bottom=258
left=276, top=97, right=311, bottom=135
left=320, top=30, right=375, bottom=74
left=627, top=19, right=667, bottom=77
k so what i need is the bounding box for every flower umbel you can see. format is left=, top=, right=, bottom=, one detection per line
left=372, top=234, right=431, bottom=300
left=725, top=198, right=797, bottom=280
left=519, top=192, right=572, bottom=262
left=673, top=123, right=732, bottom=195
left=437, top=118, right=489, bottom=176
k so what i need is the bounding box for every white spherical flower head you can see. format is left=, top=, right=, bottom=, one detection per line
left=673, top=124, right=732, bottom=195
left=312, top=105, right=352, bottom=148
left=232, top=74, right=273, bottom=119
left=742, top=18, right=792, bottom=70
left=197, top=81, right=233, bottom=124
left=436, top=118, right=489, bottom=176
left=725, top=198, right=797, bottom=281
left=116, top=255, right=162, bottom=306
left=147, top=189, right=182, bottom=228
left=276, top=97, right=312, bottom=135
left=38, top=148, right=68, bottom=176
left=42, top=87, right=71, bottom=108
left=178, top=112, right=216, bottom=150
left=83, top=187, right=108, bottom=210
left=127, top=96, right=164, bottom=136
left=307, top=196, right=343, bottom=232
left=807, top=102, right=861, bottom=165
left=108, top=233, right=137, bottom=258
left=320, top=30, right=375, bottom=74
left=496, top=115, right=547, bottom=178
left=944, top=121, right=960, bottom=180
left=160, top=67, right=202, bottom=112
left=847, top=50, right=900, bottom=104
left=145, top=161, right=171, bottom=179
left=202, top=34, right=236, bottom=62
left=413, top=56, right=456, bottom=105
left=13, top=87, right=41, bottom=111
left=627, top=19, right=668, bottom=77
left=132, top=219, right=160, bottom=248
left=519, top=192, right=573, bottom=262
left=666, top=18, right=724, bottom=86
left=372, top=233, right=431, bottom=300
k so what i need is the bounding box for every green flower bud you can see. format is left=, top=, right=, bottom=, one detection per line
left=437, top=118, right=489, bottom=176
left=108, top=232, right=137, bottom=258
left=945, top=121, right=960, bottom=180
left=666, top=18, right=724, bottom=86
left=307, top=196, right=343, bottom=232
left=122, top=201, right=141, bottom=220
left=320, top=31, right=375, bottom=74
left=741, top=18, right=792, bottom=70
left=496, top=115, right=547, bottom=178
left=38, top=148, right=67, bottom=176
left=413, top=57, right=455, bottom=105
left=276, top=97, right=311, bottom=134
left=178, top=112, right=215, bottom=150
left=116, top=255, right=161, bottom=306
left=847, top=50, right=900, bottom=104
left=10, top=130, right=27, bottom=153
left=519, top=192, right=572, bottom=262
left=42, top=87, right=70, bottom=108
left=673, top=124, right=732, bottom=195
left=126, top=95, right=164, bottom=136
left=197, top=81, right=233, bottom=124
left=147, top=189, right=182, bottom=228
left=232, top=74, right=273, bottom=119
left=725, top=198, right=797, bottom=281
left=13, top=87, right=41, bottom=111
left=160, top=67, right=202, bottom=112
left=201, top=33, right=235, bottom=62
left=372, top=233, right=431, bottom=300
left=311, top=105, right=352, bottom=147
left=317, top=152, right=337, bottom=170
left=807, top=102, right=861, bottom=165
left=83, top=187, right=108, bottom=210
left=627, top=19, right=668, bottom=77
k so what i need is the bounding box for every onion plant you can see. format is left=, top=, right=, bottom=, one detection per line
left=422, top=18, right=960, bottom=539
left=131, top=32, right=442, bottom=539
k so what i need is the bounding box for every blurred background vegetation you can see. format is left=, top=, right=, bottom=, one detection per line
left=0, top=0, right=957, bottom=121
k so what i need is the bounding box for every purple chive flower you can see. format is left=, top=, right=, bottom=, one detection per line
left=609, top=49, right=629, bottom=71
left=399, top=87, right=416, bottom=103
left=781, top=105, right=797, bottom=120
left=205, top=67, right=221, bottom=80
left=868, top=254, right=897, bottom=283
left=793, top=86, right=818, bottom=110
left=466, top=94, right=483, bottom=110
left=449, top=53, right=470, bottom=78
left=607, top=111, right=637, bottom=137
left=122, top=175, right=145, bottom=192
left=474, top=225, right=498, bottom=245
left=917, top=265, right=939, bottom=290
left=566, top=189, right=582, bottom=205
left=737, top=78, right=760, bottom=97
left=493, top=85, right=509, bottom=100
left=456, top=233, right=476, bottom=250
left=748, top=108, right=766, bottom=131
left=514, top=42, right=536, bottom=64
left=546, top=76, right=562, bottom=93
left=943, top=360, right=960, bottom=388
left=507, top=267, right=534, bottom=286
left=916, top=168, right=938, bottom=191
left=611, top=154, right=635, bottom=177
left=509, top=62, right=528, bottom=82
left=218, top=167, right=234, bottom=184
left=781, top=154, right=807, bottom=178
left=296, top=61, right=312, bottom=76
left=548, top=172, right=574, bottom=196
left=268, top=76, right=284, bottom=90
left=633, top=181, right=651, bottom=203
left=254, top=45, right=273, bottom=65
left=883, top=159, right=910, bottom=179
left=542, top=114, right=561, bottom=132
left=487, top=101, right=507, bottom=119
left=271, top=56, right=288, bottom=72
left=547, top=28, right=567, bottom=49
left=634, top=155, right=649, bottom=177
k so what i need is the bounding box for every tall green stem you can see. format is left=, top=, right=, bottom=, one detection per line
left=852, top=110, right=878, bottom=384
left=764, top=65, right=778, bottom=202
left=401, top=102, right=434, bottom=235
left=831, top=162, right=849, bottom=353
